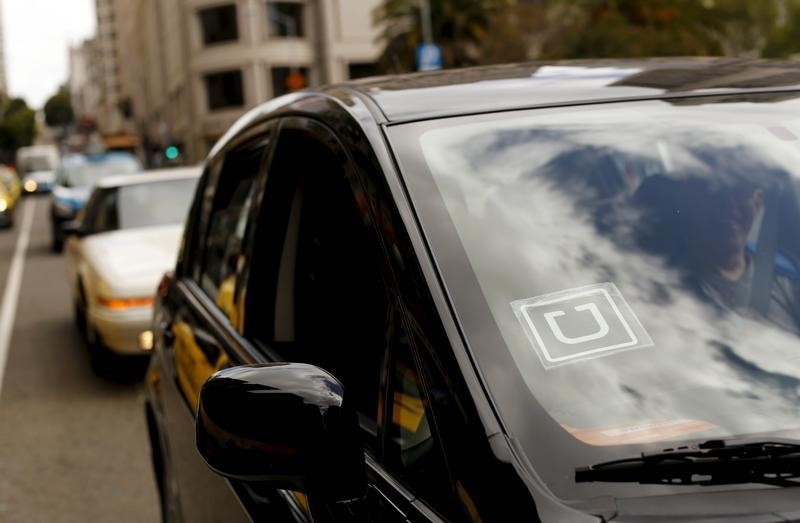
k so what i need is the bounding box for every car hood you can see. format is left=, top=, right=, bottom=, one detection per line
left=26, top=170, right=55, bottom=184
left=81, top=224, right=183, bottom=297
left=606, top=487, right=800, bottom=522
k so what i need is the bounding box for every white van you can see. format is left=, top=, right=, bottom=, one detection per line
left=17, top=145, right=60, bottom=193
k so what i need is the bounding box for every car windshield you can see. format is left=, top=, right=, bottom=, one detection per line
left=19, top=156, right=54, bottom=174
left=93, top=177, right=199, bottom=233
left=58, top=157, right=140, bottom=187
left=391, top=96, right=800, bottom=500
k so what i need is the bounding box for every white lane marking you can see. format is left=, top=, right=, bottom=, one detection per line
left=0, top=199, right=36, bottom=396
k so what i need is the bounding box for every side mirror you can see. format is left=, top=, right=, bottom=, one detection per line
left=61, top=220, right=84, bottom=237
left=197, top=363, right=366, bottom=504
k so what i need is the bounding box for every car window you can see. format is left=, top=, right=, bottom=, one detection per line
left=117, top=177, right=199, bottom=230
left=199, top=138, right=268, bottom=318
left=57, top=157, right=140, bottom=187
left=393, top=102, right=800, bottom=500
left=384, top=320, right=460, bottom=520
left=83, top=188, right=119, bottom=234
left=243, top=121, right=390, bottom=450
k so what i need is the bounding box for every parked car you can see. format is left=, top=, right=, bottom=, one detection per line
left=146, top=59, right=800, bottom=523
left=64, top=167, right=201, bottom=370
left=0, top=165, right=21, bottom=203
left=51, top=152, right=141, bottom=252
left=0, top=182, right=16, bottom=228
left=22, top=169, right=56, bottom=194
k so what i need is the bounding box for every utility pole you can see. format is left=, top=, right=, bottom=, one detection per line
left=416, top=0, right=442, bottom=71
left=420, top=0, right=433, bottom=44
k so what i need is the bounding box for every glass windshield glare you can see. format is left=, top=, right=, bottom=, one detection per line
left=113, top=178, right=198, bottom=231
left=20, top=156, right=53, bottom=174
left=399, top=99, right=800, bottom=498
left=59, top=158, right=140, bottom=187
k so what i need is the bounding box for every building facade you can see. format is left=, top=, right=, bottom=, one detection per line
left=69, top=38, right=101, bottom=125
left=0, top=2, right=7, bottom=98
left=94, top=0, right=128, bottom=135
left=113, top=0, right=383, bottom=165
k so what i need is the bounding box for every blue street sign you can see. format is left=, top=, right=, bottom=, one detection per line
left=416, top=43, right=443, bottom=71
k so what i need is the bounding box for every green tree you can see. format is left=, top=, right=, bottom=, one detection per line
left=763, top=0, right=800, bottom=58
left=44, top=86, right=74, bottom=129
left=374, top=0, right=510, bottom=72
left=0, top=98, right=36, bottom=156
left=479, top=1, right=549, bottom=65
left=539, top=0, right=779, bottom=60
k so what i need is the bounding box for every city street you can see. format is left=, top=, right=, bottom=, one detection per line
left=0, top=197, right=159, bottom=522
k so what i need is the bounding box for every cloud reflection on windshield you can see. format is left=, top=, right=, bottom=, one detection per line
left=421, top=103, right=800, bottom=441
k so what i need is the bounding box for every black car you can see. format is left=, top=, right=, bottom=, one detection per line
left=145, top=59, right=800, bottom=523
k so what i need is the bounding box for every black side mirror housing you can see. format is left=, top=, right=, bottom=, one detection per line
left=197, top=363, right=366, bottom=504
left=61, top=220, right=84, bottom=237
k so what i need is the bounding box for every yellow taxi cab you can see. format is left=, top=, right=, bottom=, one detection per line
left=0, top=180, right=17, bottom=228
left=0, top=165, right=22, bottom=203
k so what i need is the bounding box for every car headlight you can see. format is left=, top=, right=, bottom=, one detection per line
left=24, top=180, right=37, bottom=192
left=0, top=199, right=7, bottom=212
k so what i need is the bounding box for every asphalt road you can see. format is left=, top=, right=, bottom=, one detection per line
left=0, top=196, right=160, bottom=522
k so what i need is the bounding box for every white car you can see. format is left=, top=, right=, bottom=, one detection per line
left=64, top=167, right=201, bottom=365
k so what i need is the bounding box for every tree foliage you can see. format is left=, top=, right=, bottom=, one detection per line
left=373, top=0, right=510, bottom=72
left=44, top=86, right=74, bottom=128
left=540, top=0, right=779, bottom=59
left=763, top=1, right=800, bottom=58
left=374, top=0, right=796, bottom=73
left=0, top=98, right=36, bottom=154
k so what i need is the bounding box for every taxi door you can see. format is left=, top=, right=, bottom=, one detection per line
left=155, top=128, right=291, bottom=522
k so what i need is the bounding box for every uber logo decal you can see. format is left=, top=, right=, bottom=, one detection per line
left=511, top=283, right=653, bottom=369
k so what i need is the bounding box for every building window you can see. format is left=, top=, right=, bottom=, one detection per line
left=271, top=67, right=308, bottom=97
left=205, top=70, right=245, bottom=110
left=348, top=62, right=378, bottom=80
left=199, top=4, right=239, bottom=45
left=267, top=2, right=304, bottom=38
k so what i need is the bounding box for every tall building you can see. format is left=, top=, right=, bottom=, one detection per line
left=114, top=0, right=383, bottom=165
left=69, top=38, right=101, bottom=124
left=0, top=2, right=7, bottom=97
left=95, top=0, right=131, bottom=136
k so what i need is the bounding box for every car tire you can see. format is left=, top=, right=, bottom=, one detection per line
left=86, top=323, right=111, bottom=373
left=79, top=286, right=112, bottom=374
left=51, top=234, right=63, bottom=253
left=75, top=284, right=88, bottom=339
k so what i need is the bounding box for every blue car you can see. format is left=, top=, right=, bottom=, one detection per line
left=50, top=152, right=141, bottom=252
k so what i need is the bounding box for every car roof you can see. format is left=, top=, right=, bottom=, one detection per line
left=333, top=58, right=800, bottom=123
left=97, top=166, right=202, bottom=189
left=211, top=58, right=800, bottom=159
left=60, top=151, right=139, bottom=168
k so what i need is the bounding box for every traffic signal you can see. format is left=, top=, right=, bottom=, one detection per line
left=285, top=70, right=306, bottom=92
left=165, top=145, right=180, bottom=161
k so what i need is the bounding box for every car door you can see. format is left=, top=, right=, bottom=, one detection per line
left=157, top=124, right=275, bottom=523
left=233, top=115, right=474, bottom=522
left=65, top=187, right=118, bottom=307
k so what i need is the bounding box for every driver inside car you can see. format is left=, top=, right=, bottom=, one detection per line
left=634, top=174, right=800, bottom=334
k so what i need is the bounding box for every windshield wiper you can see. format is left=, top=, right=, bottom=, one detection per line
left=575, top=440, right=800, bottom=487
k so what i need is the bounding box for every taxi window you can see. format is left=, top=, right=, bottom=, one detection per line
left=385, top=325, right=461, bottom=521
left=199, top=138, right=267, bottom=318
left=243, top=121, right=390, bottom=450
left=82, top=188, right=119, bottom=234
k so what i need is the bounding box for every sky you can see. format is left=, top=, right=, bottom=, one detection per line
left=2, top=0, right=96, bottom=109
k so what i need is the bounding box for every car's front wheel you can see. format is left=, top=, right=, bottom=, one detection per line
left=77, top=284, right=110, bottom=373
left=51, top=232, right=63, bottom=252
